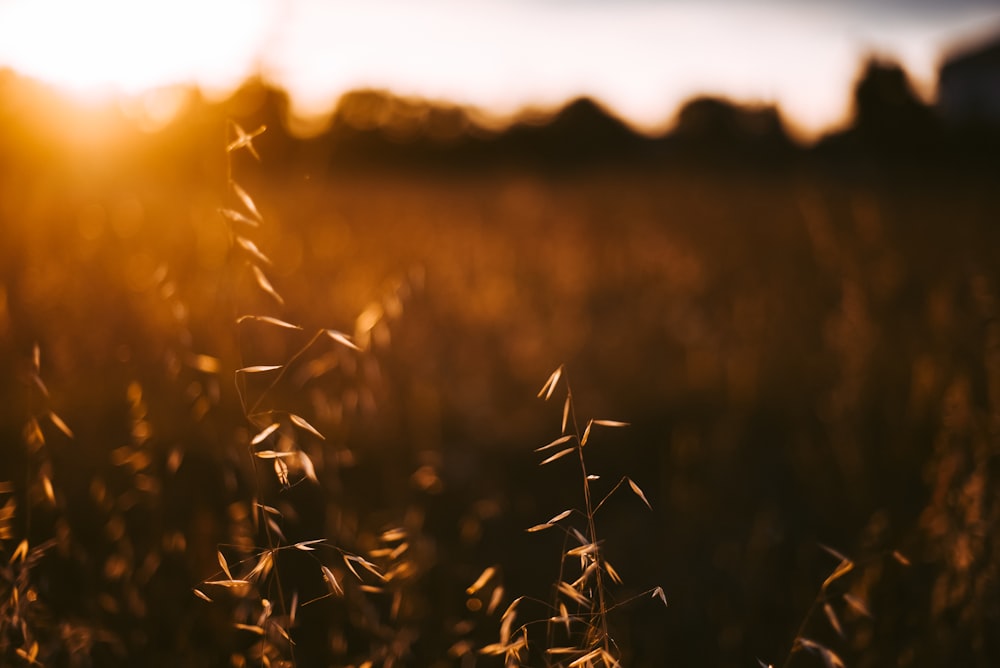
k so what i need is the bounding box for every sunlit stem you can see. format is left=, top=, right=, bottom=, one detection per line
left=565, top=380, right=611, bottom=654
left=223, top=120, right=293, bottom=663
left=244, top=329, right=326, bottom=419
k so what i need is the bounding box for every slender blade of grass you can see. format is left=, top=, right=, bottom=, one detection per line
left=540, top=447, right=575, bottom=465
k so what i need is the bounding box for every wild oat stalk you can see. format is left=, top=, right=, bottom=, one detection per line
left=200, top=122, right=416, bottom=668
left=196, top=121, right=350, bottom=667
left=479, top=365, right=666, bottom=667
left=760, top=544, right=909, bottom=668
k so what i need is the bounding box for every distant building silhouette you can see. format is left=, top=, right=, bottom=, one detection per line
left=938, top=33, right=1000, bottom=126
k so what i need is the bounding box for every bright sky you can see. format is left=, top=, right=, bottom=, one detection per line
left=0, top=0, right=998, bottom=139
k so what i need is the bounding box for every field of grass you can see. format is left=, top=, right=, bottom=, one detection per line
left=1, top=88, right=999, bottom=667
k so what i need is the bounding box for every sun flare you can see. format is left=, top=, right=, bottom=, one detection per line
left=0, top=0, right=997, bottom=140
left=0, top=0, right=274, bottom=100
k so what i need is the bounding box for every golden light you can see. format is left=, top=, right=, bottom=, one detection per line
left=0, top=0, right=274, bottom=100
left=0, top=0, right=997, bottom=141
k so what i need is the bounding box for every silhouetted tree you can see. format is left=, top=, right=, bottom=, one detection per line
left=498, top=96, right=645, bottom=166
left=667, top=96, right=792, bottom=163
left=851, top=57, right=940, bottom=154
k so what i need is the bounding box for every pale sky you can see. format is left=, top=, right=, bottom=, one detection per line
left=0, top=0, right=998, bottom=139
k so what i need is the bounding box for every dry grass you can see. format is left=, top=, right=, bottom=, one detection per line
left=0, top=101, right=998, bottom=667
left=468, top=365, right=665, bottom=667
left=191, top=123, right=435, bottom=668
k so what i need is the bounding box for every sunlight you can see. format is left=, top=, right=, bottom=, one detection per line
left=0, top=0, right=274, bottom=99
left=0, top=0, right=997, bottom=139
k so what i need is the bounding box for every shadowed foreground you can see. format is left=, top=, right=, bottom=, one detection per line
left=1, top=69, right=999, bottom=666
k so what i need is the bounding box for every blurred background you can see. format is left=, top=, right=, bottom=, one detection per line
left=1, top=1, right=999, bottom=666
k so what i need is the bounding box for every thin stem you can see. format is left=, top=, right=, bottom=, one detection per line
left=224, top=121, right=294, bottom=666
left=779, top=595, right=820, bottom=668
left=223, top=123, right=250, bottom=419
left=245, top=329, right=326, bottom=419
left=565, top=382, right=611, bottom=654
